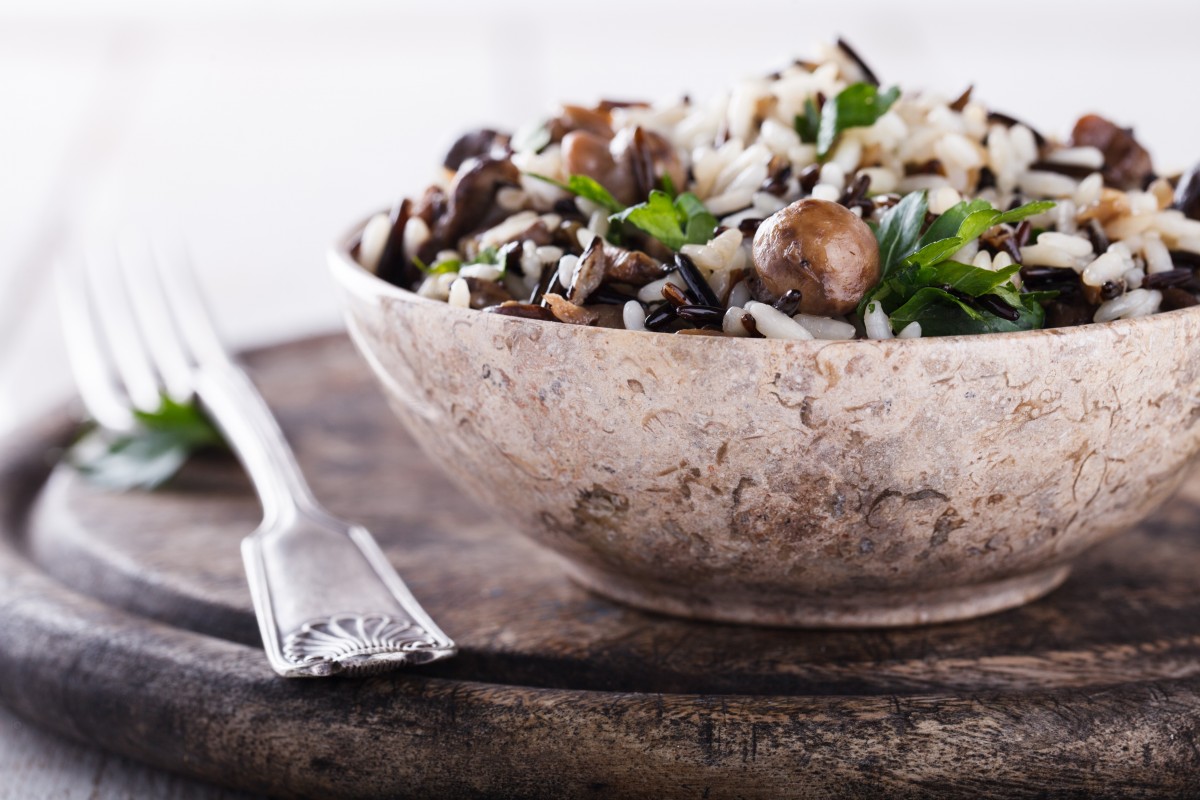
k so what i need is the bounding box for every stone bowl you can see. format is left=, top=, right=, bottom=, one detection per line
left=329, top=218, right=1200, bottom=627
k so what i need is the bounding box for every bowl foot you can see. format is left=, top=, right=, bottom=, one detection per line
left=560, top=561, right=1073, bottom=628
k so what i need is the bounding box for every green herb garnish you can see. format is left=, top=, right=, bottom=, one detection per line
left=860, top=192, right=1056, bottom=336
left=796, top=97, right=822, bottom=145
left=69, top=396, right=225, bottom=491
left=527, top=172, right=717, bottom=250
left=413, top=255, right=462, bottom=275
left=795, top=83, right=900, bottom=160
left=526, top=173, right=625, bottom=213
left=609, top=190, right=717, bottom=251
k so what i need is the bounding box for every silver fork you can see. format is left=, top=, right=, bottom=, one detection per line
left=54, top=242, right=456, bottom=677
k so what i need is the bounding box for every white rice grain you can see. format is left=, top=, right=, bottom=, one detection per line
left=1143, top=234, right=1173, bottom=274
left=896, top=321, right=923, bottom=339
left=863, top=302, right=894, bottom=340
left=811, top=184, right=841, bottom=203
left=818, top=162, right=846, bottom=193
left=794, top=314, right=856, bottom=340
left=1009, top=124, right=1039, bottom=166
left=588, top=210, right=610, bottom=238
left=929, top=186, right=963, bottom=216
left=415, top=271, right=459, bottom=301
left=556, top=254, right=579, bottom=289
left=1094, top=289, right=1162, bottom=322
left=1037, top=232, right=1093, bottom=258
left=459, top=263, right=503, bottom=281
left=637, top=272, right=687, bottom=303
left=744, top=301, right=814, bottom=340
left=496, top=186, right=527, bottom=212
left=576, top=227, right=599, bottom=250
left=1045, top=146, right=1105, bottom=169
left=830, top=138, right=863, bottom=176
left=622, top=301, right=646, bottom=331
left=722, top=306, right=751, bottom=336
left=1019, top=245, right=1080, bottom=270
left=1082, top=251, right=1128, bottom=287
left=358, top=212, right=392, bottom=272
left=1018, top=170, right=1079, bottom=198
left=859, top=167, right=898, bottom=194
left=1074, top=173, right=1104, bottom=208
left=448, top=277, right=471, bottom=308
left=402, top=216, right=431, bottom=263
left=727, top=280, right=752, bottom=309
left=936, top=133, right=983, bottom=170
left=478, top=211, right=539, bottom=251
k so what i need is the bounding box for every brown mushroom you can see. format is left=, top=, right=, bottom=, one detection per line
left=372, top=199, right=418, bottom=289
left=567, top=238, right=607, bottom=304
left=541, top=292, right=600, bottom=325
left=751, top=198, right=880, bottom=316
left=1173, top=161, right=1200, bottom=221
left=601, top=241, right=667, bottom=285
left=486, top=301, right=556, bottom=321
left=464, top=276, right=514, bottom=310
left=622, top=127, right=687, bottom=200
left=548, top=104, right=615, bottom=141
left=443, top=128, right=511, bottom=171
left=1071, top=114, right=1154, bottom=190
left=432, top=156, right=521, bottom=246
left=561, top=131, right=637, bottom=205
left=566, top=238, right=667, bottom=304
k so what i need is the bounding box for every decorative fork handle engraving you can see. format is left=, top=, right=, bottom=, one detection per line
left=198, top=363, right=456, bottom=678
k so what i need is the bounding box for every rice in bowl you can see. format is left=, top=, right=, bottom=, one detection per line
left=354, top=38, right=1200, bottom=341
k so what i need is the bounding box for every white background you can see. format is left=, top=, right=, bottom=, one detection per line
left=3, top=0, right=1199, bottom=432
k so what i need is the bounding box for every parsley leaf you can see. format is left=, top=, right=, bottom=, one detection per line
left=796, top=97, right=821, bottom=144
left=609, top=190, right=717, bottom=251
left=798, top=83, right=900, bottom=161
left=875, top=190, right=928, bottom=279
left=525, top=173, right=625, bottom=213
left=860, top=193, right=1057, bottom=336
left=69, top=396, right=225, bottom=491
left=413, top=255, right=461, bottom=275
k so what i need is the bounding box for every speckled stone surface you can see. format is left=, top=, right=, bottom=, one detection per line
left=332, top=241, right=1200, bottom=627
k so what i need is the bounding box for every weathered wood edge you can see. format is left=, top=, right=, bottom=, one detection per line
left=2, top=411, right=1200, bottom=797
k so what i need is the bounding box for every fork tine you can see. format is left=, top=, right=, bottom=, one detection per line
left=53, top=257, right=136, bottom=432
left=114, top=238, right=195, bottom=402
left=150, top=241, right=232, bottom=368
left=83, top=247, right=164, bottom=412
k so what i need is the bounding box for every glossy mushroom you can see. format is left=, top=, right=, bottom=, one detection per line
left=751, top=198, right=880, bottom=316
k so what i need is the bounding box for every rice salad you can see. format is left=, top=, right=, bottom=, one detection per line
left=355, top=39, right=1200, bottom=340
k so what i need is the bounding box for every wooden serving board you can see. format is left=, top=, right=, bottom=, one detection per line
left=3, top=335, right=1200, bottom=798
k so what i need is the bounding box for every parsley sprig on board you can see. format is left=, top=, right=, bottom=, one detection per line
left=69, top=396, right=225, bottom=490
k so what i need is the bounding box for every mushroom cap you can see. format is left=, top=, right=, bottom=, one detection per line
left=751, top=198, right=881, bottom=316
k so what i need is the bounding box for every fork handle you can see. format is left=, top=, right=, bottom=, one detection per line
left=194, top=362, right=456, bottom=677
left=193, top=363, right=319, bottom=526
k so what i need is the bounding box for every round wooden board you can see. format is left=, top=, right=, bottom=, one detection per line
left=4, top=334, right=1200, bottom=798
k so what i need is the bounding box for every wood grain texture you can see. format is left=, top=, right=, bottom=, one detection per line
left=0, top=704, right=262, bottom=800
left=3, top=334, right=1200, bottom=798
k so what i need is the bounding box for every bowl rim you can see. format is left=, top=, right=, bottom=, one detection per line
left=329, top=210, right=1200, bottom=351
